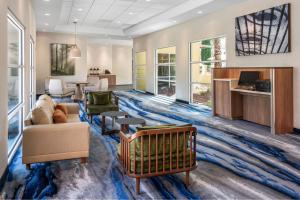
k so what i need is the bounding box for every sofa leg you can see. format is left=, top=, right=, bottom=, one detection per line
left=26, top=164, right=31, bottom=170
left=185, top=171, right=190, bottom=186
left=80, top=157, right=88, bottom=164
left=136, top=178, right=140, bottom=194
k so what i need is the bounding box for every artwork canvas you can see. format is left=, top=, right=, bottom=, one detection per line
left=235, top=3, right=290, bottom=56
left=51, top=43, right=75, bottom=76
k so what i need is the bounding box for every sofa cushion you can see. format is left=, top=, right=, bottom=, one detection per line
left=39, top=94, right=55, bottom=112
left=31, top=107, right=53, bottom=125
left=53, top=109, right=67, bottom=123
left=67, top=114, right=81, bottom=123
left=55, top=104, right=68, bottom=115
left=93, top=93, right=110, bottom=105
left=87, top=104, right=119, bottom=115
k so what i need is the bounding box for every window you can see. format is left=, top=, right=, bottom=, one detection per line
left=29, top=38, right=35, bottom=109
left=155, top=46, right=176, bottom=98
left=7, top=13, right=24, bottom=158
left=135, top=51, right=146, bottom=91
left=190, top=37, right=226, bottom=106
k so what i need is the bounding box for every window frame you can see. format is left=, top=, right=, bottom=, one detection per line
left=189, top=36, right=226, bottom=105
left=155, top=46, right=176, bottom=97
left=29, top=37, right=35, bottom=110
left=7, top=12, right=25, bottom=161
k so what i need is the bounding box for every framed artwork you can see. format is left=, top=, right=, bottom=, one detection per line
left=50, top=43, right=75, bottom=76
left=235, top=3, right=290, bottom=56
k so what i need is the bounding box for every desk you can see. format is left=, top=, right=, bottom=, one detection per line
left=212, top=67, right=293, bottom=134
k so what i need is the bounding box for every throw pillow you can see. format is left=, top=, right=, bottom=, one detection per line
left=53, top=109, right=67, bottom=123
left=31, top=107, right=53, bottom=125
left=55, top=104, right=68, bottom=115
left=93, top=93, right=110, bottom=105
left=39, top=94, right=56, bottom=112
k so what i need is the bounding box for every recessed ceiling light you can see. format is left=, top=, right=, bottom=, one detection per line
left=173, top=20, right=177, bottom=23
left=145, top=0, right=151, bottom=2
left=128, top=12, right=134, bottom=15
left=44, top=23, right=49, bottom=26
left=197, top=10, right=203, bottom=14
left=117, top=21, right=121, bottom=24
left=43, top=0, right=50, bottom=2
left=44, top=13, right=51, bottom=16
left=77, top=8, right=83, bottom=11
left=74, top=18, right=79, bottom=22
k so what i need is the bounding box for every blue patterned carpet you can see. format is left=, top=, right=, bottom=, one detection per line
left=1, top=90, right=300, bottom=199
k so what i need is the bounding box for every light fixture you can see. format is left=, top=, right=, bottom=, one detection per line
left=43, top=0, right=50, bottom=2
left=44, top=13, right=51, bottom=16
left=44, top=23, right=49, bottom=26
left=77, top=8, right=83, bottom=11
left=117, top=21, right=121, bottom=24
left=128, top=12, right=134, bottom=15
left=146, top=0, right=151, bottom=2
left=197, top=10, right=203, bottom=14
left=70, top=21, right=81, bottom=58
left=173, top=20, right=177, bottom=23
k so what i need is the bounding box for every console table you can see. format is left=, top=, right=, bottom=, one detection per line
left=88, top=74, right=116, bottom=86
left=212, top=67, right=293, bottom=134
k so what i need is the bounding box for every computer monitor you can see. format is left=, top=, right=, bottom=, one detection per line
left=238, top=71, right=260, bottom=86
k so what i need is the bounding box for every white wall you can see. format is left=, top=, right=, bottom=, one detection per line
left=112, top=45, right=133, bottom=85
left=133, top=0, right=300, bottom=128
left=36, top=32, right=88, bottom=94
left=0, top=0, right=36, bottom=178
left=87, top=44, right=112, bottom=72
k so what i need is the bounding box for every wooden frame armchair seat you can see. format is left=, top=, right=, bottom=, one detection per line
left=118, top=126, right=197, bottom=194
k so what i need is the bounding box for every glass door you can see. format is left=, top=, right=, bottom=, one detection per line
left=190, top=37, right=226, bottom=107
left=156, top=46, right=176, bottom=98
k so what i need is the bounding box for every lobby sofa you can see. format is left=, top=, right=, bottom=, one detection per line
left=23, top=95, right=90, bottom=169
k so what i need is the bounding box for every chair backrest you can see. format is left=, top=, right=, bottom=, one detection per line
left=87, top=76, right=100, bottom=85
left=49, top=79, right=64, bottom=95
left=100, top=78, right=108, bottom=90
left=45, top=77, right=51, bottom=91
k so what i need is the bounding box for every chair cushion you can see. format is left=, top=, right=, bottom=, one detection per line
left=53, top=109, right=67, bottom=123
left=93, top=93, right=110, bottom=105
left=88, top=91, right=112, bottom=105
left=55, top=104, right=68, bottom=115
left=87, top=104, right=119, bottom=115
left=31, top=107, right=53, bottom=125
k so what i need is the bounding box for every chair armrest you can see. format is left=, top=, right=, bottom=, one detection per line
left=23, top=122, right=90, bottom=156
left=62, top=103, right=80, bottom=114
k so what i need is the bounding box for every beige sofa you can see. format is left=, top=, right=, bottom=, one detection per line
left=23, top=95, right=90, bottom=169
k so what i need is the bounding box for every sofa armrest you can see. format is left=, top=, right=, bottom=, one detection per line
left=23, top=122, right=90, bottom=157
left=62, top=103, right=80, bottom=114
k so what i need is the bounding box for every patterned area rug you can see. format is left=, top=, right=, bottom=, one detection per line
left=1, top=90, right=300, bottom=199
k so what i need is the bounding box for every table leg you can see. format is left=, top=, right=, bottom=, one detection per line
left=102, top=116, right=106, bottom=134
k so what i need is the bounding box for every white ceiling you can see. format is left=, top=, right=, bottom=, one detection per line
left=33, top=0, right=245, bottom=44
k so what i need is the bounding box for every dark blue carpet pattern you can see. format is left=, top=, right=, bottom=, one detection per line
left=1, top=90, right=300, bottom=199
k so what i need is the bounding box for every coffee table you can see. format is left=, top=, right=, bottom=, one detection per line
left=101, top=111, right=128, bottom=135
left=116, top=117, right=146, bottom=133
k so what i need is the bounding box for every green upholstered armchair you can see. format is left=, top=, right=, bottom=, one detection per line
left=85, top=91, right=119, bottom=123
left=118, top=125, right=197, bottom=194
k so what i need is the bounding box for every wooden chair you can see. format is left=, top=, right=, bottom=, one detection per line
left=118, top=126, right=197, bottom=194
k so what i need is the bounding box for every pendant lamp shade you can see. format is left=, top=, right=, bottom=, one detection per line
left=70, top=21, right=81, bottom=58
left=70, top=45, right=81, bottom=58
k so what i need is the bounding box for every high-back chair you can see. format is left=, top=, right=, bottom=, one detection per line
left=49, top=79, right=75, bottom=97
left=87, top=76, right=100, bottom=86
left=118, top=125, right=197, bottom=194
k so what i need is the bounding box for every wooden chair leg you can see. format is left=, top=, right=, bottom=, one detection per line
left=26, top=164, right=31, bottom=170
left=185, top=171, right=190, bottom=186
left=136, top=178, right=140, bottom=194
left=80, top=157, right=88, bottom=164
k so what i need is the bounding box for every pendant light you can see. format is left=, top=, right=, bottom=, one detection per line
left=70, top=21, right=81, bottom=58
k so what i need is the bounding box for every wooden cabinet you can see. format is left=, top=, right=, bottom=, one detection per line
left=88, top=74, right=116, bottom=86
left=212, top=67, right=293, bottom=134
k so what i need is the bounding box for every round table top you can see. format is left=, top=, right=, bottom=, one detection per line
left=116, top=117, right=146, bottom=125
left=101, top=111, right=128, bottom=117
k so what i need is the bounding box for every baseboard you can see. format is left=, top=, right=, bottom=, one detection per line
left=176, top=99, right=189, bottom=104
left=293, top=128, right=300, bottom=134
left=145, top=91, right=154, bottom=95
left=0, top=167, right=8, bottom=192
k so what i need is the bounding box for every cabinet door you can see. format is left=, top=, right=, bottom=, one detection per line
left=214, top=81, right=231, bottom=118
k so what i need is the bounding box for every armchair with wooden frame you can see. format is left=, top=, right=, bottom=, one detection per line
left=118, top=126, right=197, bottom=194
